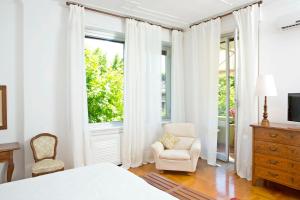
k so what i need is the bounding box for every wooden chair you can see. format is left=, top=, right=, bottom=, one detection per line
left=30, top=133, right=64, bottom=177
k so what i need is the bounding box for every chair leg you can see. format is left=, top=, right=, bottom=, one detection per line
left=158, top=170, right=164, bottom=174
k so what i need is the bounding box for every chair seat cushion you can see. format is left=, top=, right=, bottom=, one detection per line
left=173, top=137, right=195, bottom=150
left=32, top=159, right=64, bottom=174
left=159, top=150, right=191, bottom=160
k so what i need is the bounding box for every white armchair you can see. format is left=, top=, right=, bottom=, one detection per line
left=151, top=123, right=201, bottom=172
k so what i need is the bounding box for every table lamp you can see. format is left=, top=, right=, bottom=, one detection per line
left=255, top=74, right=277, bottom=126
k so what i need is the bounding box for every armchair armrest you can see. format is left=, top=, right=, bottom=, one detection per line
left=190, top=139, right=201, bottom=159
left=151, top=141, right=164, bottom=157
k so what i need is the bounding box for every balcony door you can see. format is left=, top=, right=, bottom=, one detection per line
left=217, top=36, right=236, bottom=162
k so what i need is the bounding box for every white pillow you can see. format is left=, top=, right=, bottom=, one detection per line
left=159, top=132, right=180, bottom=149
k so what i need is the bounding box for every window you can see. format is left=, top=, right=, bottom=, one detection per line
left=161, top=47, right=171, bottom=120
left=85, top=36, right=124, bottom=123
left=85, top=35, right=171, bottom=123
left=217, top=36, right=236, bottom=162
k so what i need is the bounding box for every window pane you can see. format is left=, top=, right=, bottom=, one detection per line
left=161, top=54, right=167, bottom=118
left=217, top=37, right=236, bottom=162
left=85, top=37, right=124, bottom=123
left=229, top=39, right=236, bottom=117
left=161, top=48, right=171, bottom=120
left=219, top=41, right=227, bottom=117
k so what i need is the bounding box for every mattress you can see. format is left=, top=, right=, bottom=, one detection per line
left=0, top=163, right=177, bottom=200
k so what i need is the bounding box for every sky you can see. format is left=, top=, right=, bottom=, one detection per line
left=85, top=38, right=124, bottom=65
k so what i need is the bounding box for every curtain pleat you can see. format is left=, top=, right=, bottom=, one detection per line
left=185, top=19, right=221, bottom=166
left=234, top=4, right=260, bottom=180
left=67, top=5, right=91, bottom=168
left=171, top=30, right=185, bottom=122
left=122, top=19, right=162, bottom=168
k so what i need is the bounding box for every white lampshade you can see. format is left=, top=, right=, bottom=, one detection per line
left=255, top=74, right=277, bottom=96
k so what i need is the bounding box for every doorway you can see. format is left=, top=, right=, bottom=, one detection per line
left=217, top=36, right=236, bottom=163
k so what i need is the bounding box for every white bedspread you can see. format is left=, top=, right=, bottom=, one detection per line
left=0, top=163, right=177, bottom=200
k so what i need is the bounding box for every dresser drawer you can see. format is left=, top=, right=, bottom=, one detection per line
left=254, top=141, right=300, bottom=162
left=254, top=128, right=300, bottom=147
left=255, top=166, right=300, bottom=189
left=254, top=153, right=300, bottom=173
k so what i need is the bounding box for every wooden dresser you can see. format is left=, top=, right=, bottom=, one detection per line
left=251, top=123, right=300, bottom=190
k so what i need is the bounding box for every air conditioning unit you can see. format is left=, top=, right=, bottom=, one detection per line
left=277, top=12, right=300, bottom=30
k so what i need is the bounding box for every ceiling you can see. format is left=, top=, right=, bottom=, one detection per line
left=73, top=0, right=258, bottom=28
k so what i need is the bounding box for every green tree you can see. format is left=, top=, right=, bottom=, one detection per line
left=218, top=73, right=235, bottom=117
left=85, top=48, right=124, bottom=123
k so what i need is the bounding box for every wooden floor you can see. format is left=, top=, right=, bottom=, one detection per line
left=129, top=159, right=300, bottom=200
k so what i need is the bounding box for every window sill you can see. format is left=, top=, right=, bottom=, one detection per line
left=88, top=120, right=171, bottom=133
left=162, top=120, right=171, bottom=125
left=89, top=121, right=123, bottom=132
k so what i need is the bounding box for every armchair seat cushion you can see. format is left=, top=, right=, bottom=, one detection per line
left=173, top=137, right=195, bottom=150
left=32, top=159, right=64, bottom=174
left=159, top=150, right=190, bottom=160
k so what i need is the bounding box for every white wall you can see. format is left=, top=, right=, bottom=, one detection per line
left=221, top=15, right=236, bottom=35
left=0, top=0, right=24, bottom=182
left=22, top=0, right=69, bottom=176
left=85, top=11, right=171, bottom=42
left=0, top=0, right=172, bottom=182
left=0, top=0, right=70, bottom=181
left=259, top=0, right=300, bottom=124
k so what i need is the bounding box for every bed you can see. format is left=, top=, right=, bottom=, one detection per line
left=0, top=163, right=177, bottom=200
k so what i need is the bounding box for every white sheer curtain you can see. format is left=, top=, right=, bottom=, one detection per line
left=171, top=30, right=185, bottom=122
left=234, top=4, right=260, bottom=180
left=185, top=19, right=220, bottom=166
left=67, top=5, right=90, bottom=167
left=122, top=19, right=162, bottom=168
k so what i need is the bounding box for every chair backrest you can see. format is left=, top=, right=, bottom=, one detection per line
left=163, top=123, right=196, bottom=150
left=163, top=123, right=196, bottom=138
left=30, top=133, right=57, bottom=162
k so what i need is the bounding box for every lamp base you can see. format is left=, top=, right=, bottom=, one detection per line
left=261, top=96, right=270, bottom=126
left=261, top=119, right=270, bottom=126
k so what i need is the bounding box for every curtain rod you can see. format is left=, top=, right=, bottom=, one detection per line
left=189, top=0, right=263, bottom=28
left=66, top=1, right=184, bottom=32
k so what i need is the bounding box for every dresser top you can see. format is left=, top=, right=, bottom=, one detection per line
left=250, top=123, right=300, bottom=132
left=0, top=142, right=20, bottom=152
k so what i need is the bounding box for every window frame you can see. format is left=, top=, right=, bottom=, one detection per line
left=217, top=33, right=236, bottom=162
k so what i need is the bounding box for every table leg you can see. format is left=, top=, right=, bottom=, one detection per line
left=7, top=151, right=14, bottom=182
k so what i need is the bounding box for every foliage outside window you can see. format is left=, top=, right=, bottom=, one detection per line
left=85, top=37, right=124, bottom=123
left=85, top=37, right=172, bottom=124
left=218, top=38, right=236, bottom=124
left=218, top=73, right=235, bottom=117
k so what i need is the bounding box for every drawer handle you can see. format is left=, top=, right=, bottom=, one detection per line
left=291, top=177, right=294, bottom=183
left=268, top=172, right=279, bottom=177
left=290, top=163, right=295, bottom=168
left=269, top=146, right=278, bottom=151
left=270, top=133, right=278, bottom=138
left=269, top=160, right=279, bottom=165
